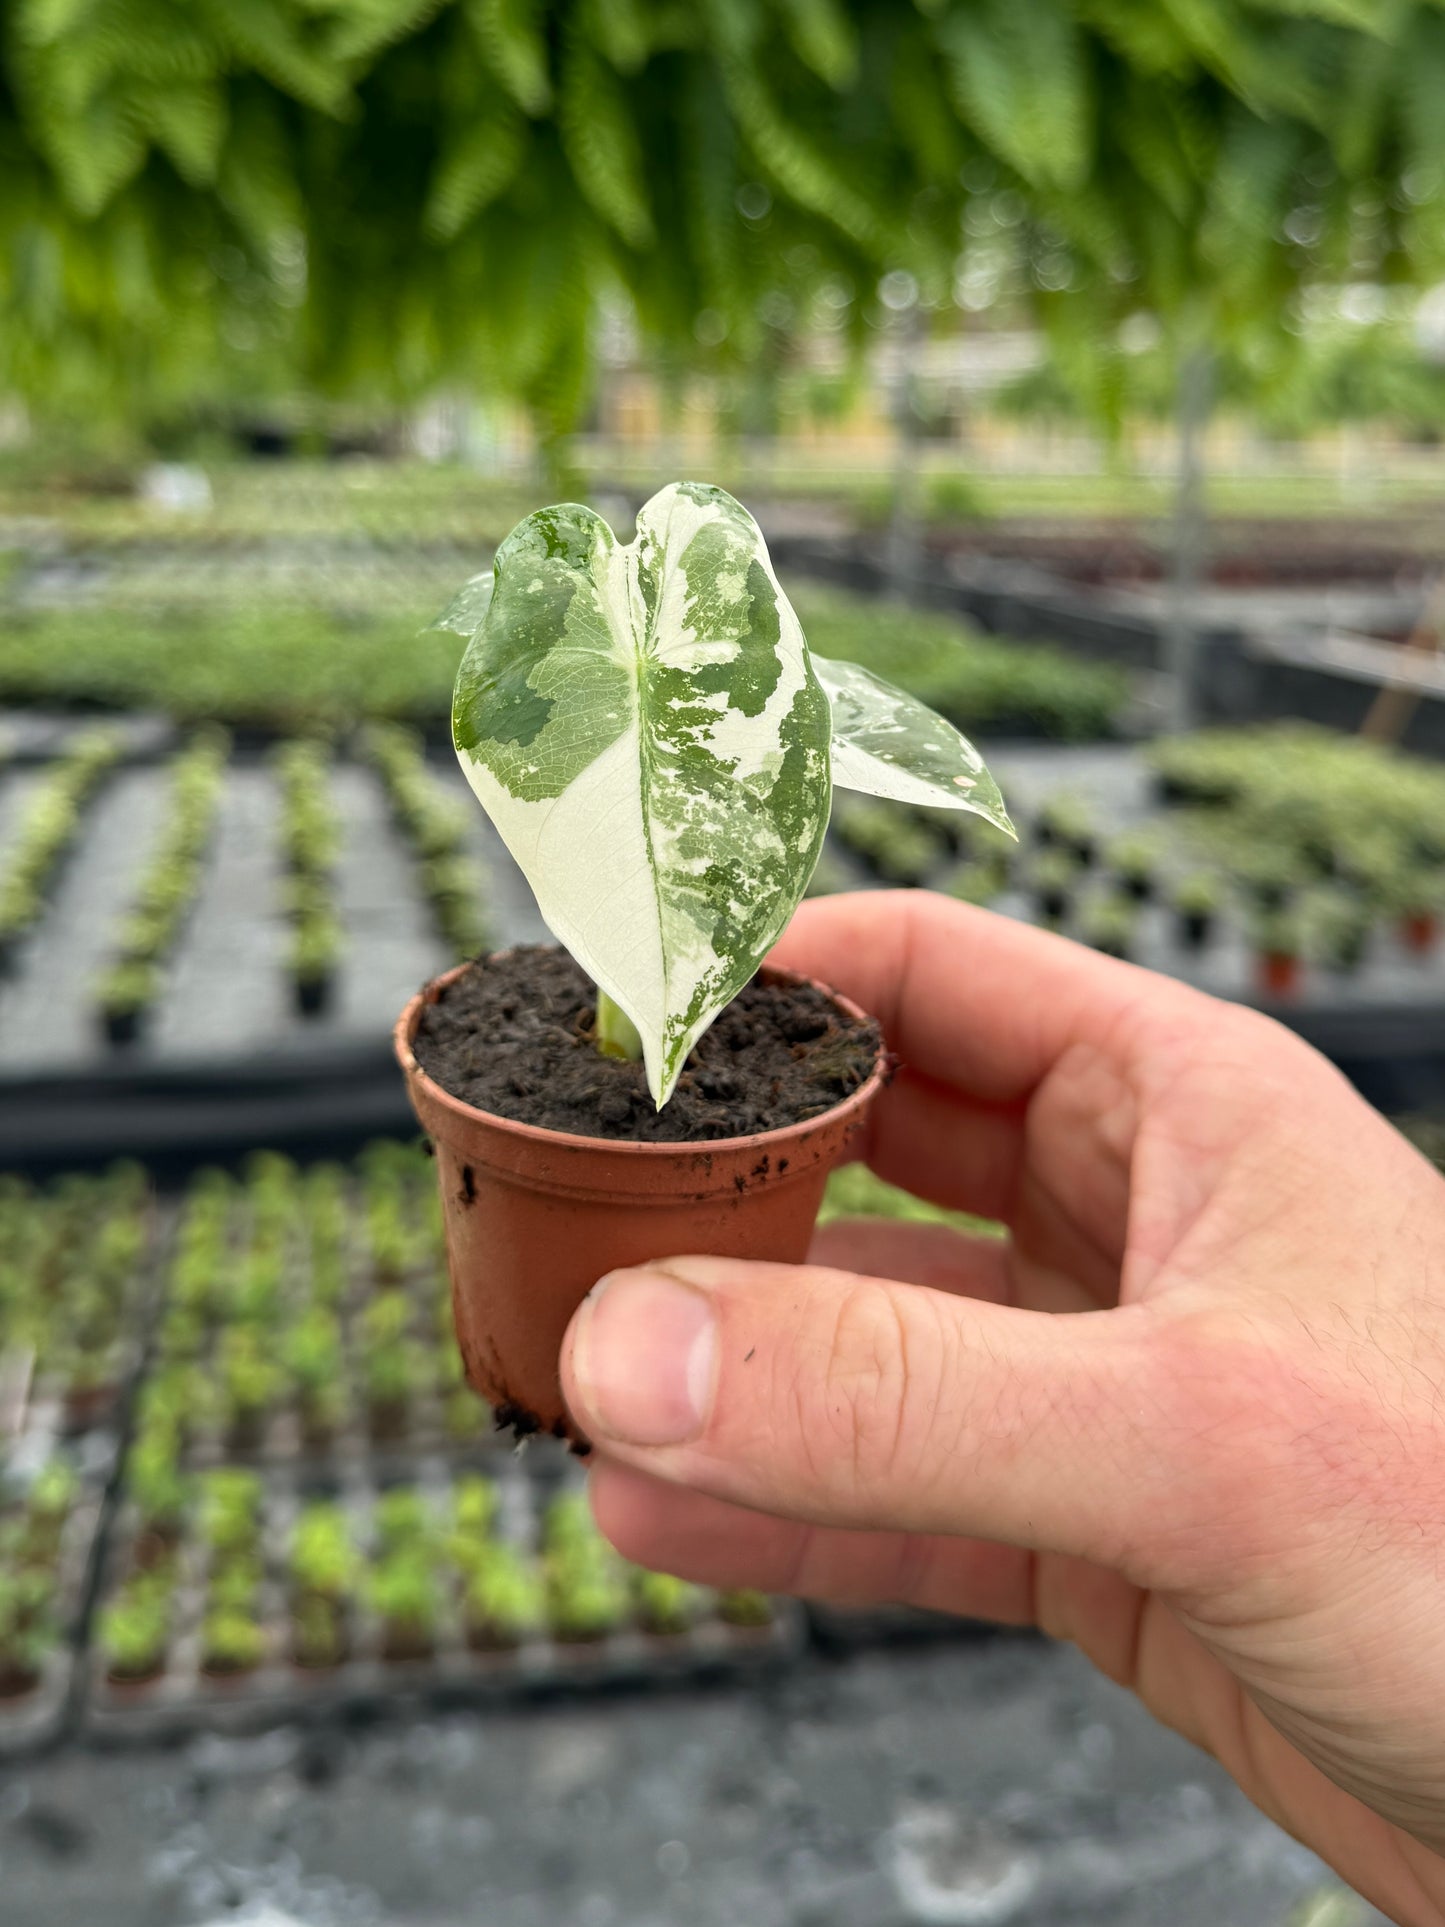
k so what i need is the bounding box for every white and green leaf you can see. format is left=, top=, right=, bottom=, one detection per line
left=451, top=482, right=831, bottom=1108
left=434, top=567, right=495, bottom=641
left=814, top=655, right=1015, bottom=837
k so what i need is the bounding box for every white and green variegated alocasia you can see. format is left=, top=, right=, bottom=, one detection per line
left=442, top=482, right=1012, bottom=1108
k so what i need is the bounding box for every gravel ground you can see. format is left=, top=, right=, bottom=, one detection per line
left=0, top=1638, right=1386, bottom=1927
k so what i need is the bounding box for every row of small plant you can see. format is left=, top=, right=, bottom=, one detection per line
left=0, top=1461, right=84, bottom=1701
left=0, top=460, right=535, bottom=550
left=790, top=585, right=1130, bottom=743
left=361, top=723, right=489, bottom=957
left=831, top=768, right=1445, bottom=994
left=0, top=728, right=121, bottom=970
left=94, top=728, right=231, bottom=1045
left=0, top=550, right=1130, bottom=744
left=1150, top=725, right=1445, bottom=918
left=139, top=1147, right=486, bottom=1459
left=97, top=1468, right=772, bottom=1688
left=0, top=1163, right=154, bottom=1431
left=274, top=739, right=344, bottom=1015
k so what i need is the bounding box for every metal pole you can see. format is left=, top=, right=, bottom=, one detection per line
left=886, top=301, right=926, bottom=603
left=1163, top=345, right=1213, bottom=732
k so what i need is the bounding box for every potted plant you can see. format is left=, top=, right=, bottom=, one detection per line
left=292, top=907, right=342, bottom=1017
left=945, top=860, right=1003, bottom=908
left=282, top=1308, right=345, bottom=1449
left=463, top=1542, right=544, bottom=1652
left=1036, top=794, right=1096, bottom=867
left=96, top=959, right=159, bottom=1048
left=127, top=1426, right=191, bottom=1560
left=1237, top=842, right=1299, bottom=915
left=1171, top=871, right=1221, bottom=951
left=634, top=1568, right=704, bottom=1639
left=1107, top=831, right=1158, bottom=904
left=0, top=1566, right=56, bottom=1700
left=1030, top=849, right=1077, bottom=926
left=395, top=484, right=1013, bottom=1440
left=98, top=1567, right=173, bottom=1690
left=716, top=1589, right=774, bottom=1633
left=437, top=1342, right=489, bottom=1440
left=1079, top=896, right=1138, bottom=962
left=548, top=1557, right=630, bottom=1644
left=367, top=1546, right=442, bottom=1662
left=200, top=1602, right=268, bottom=1680
left=198, top=1469, right=263, bottom=1562
left=448, top=1474, right=500, bottom=1560
left=22, top=1460, right=78, bottom=1566
left=1385, top=866, right=1443, bottom=956
left=1252, top=909, right=1304, bottom=999
left=289, top=1502, right=358, bottom=1670
left=358, top=1291, right=425, bottom=1440
left=217, top=1328, right=283, bottom=1452
left=1309, top=888, right=1373, bottom=976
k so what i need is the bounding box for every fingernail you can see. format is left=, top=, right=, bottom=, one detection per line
left=568, top=1267, right=717, bottom=1447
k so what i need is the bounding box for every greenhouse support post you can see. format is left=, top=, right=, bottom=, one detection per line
left=1164, top=346, right=1213, bottom=733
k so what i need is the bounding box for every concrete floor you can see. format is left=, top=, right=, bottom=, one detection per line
left=0, top=1638, right=1385, bottom=1927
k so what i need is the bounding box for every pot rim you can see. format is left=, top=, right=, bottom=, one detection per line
left=393, top=954, right=888, bottom=1160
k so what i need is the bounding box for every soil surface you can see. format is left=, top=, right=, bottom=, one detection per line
left=412, top=947, right=882, bottom=1143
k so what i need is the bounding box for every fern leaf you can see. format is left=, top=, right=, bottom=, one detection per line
left=779, top=0, right=858, bottom=89
left=465, top=0, right=551, bottom=114
left=425, top=102, right=527, bottom=239
left=557, top=28, right=655, bottom=248
left=937, top=0, right=1095, bottom=193
left=139, top=77, right=228, bottom=186
left=325, top=0, right=449, bottom=66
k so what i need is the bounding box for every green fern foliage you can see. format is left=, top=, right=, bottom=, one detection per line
left=0, top=0, right=1439, bottom=426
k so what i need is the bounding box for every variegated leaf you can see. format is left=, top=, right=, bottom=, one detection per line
left=814, top=655, right=1015, bottom=837
left=452, top=483, right=832, bottom=1108
left=433, top=567, right=494, bottom=640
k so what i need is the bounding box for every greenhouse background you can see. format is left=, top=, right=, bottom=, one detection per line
left=3, top=2, right=1445, bottom=1922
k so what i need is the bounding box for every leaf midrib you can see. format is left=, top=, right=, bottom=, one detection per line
left=623, top=534, right=669, bottom=1056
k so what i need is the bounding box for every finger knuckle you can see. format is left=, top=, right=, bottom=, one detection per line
left=809, top=1279, right=949, bottom=1500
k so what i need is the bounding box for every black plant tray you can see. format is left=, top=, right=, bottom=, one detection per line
left=804, top=1601, right=1006, bottom=1652
left=82, top=1459, right=802, bottom=1744
left=0, top=1045, right=416, bottom=1177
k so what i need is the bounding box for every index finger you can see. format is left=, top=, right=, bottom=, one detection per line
left=770, top=891, right=1194, bottom=1104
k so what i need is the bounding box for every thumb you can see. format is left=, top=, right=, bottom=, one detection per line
left=560, top=1254, right=1173, bottom=1573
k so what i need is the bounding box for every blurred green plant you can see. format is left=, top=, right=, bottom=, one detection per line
left=1, top=2, right=1440, bottom=432
left=0, top=589, right=1129, bottom=738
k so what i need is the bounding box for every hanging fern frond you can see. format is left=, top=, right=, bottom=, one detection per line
left=465, top=0, right=552, bottom=113
left=0, top=0, right=1434, bottom=428
left=425, top=97, right=527, bottom=238
left=557, top=26, right=655, bottom=248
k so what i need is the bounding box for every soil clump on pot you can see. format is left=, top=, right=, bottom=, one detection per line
left=412, top=946, right=882, bottom=1143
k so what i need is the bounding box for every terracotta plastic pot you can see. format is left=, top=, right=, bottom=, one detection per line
left=395, top=960, right=888, bottom=1445
left=1401, top=912, right=1438, bottom=955
left=1257, top=950, right=1302, bottom=998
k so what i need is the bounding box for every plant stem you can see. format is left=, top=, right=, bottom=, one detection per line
left=594, top=990, right=643, bottom=1063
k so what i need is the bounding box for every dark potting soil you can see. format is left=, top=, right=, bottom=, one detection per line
left=412, top=947, right=882, bottom=1144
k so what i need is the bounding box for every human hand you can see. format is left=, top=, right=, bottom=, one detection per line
left=559, top=892, right=1445, bottom=1925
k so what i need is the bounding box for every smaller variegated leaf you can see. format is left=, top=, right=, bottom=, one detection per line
left=814, top=655, right=1015, bottom=837
left=433, top=568, right=494, bottom=641
left=452, top=484, right=832, bottom=1109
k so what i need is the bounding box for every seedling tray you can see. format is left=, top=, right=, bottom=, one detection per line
left=0, top=1171, right=167, bottom=1449
left=146, top=1148, right=541, bottom=1473
left=0, top=1470, right=110, bottom=1756
left=83, top=1459, right=802, bottom=1744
